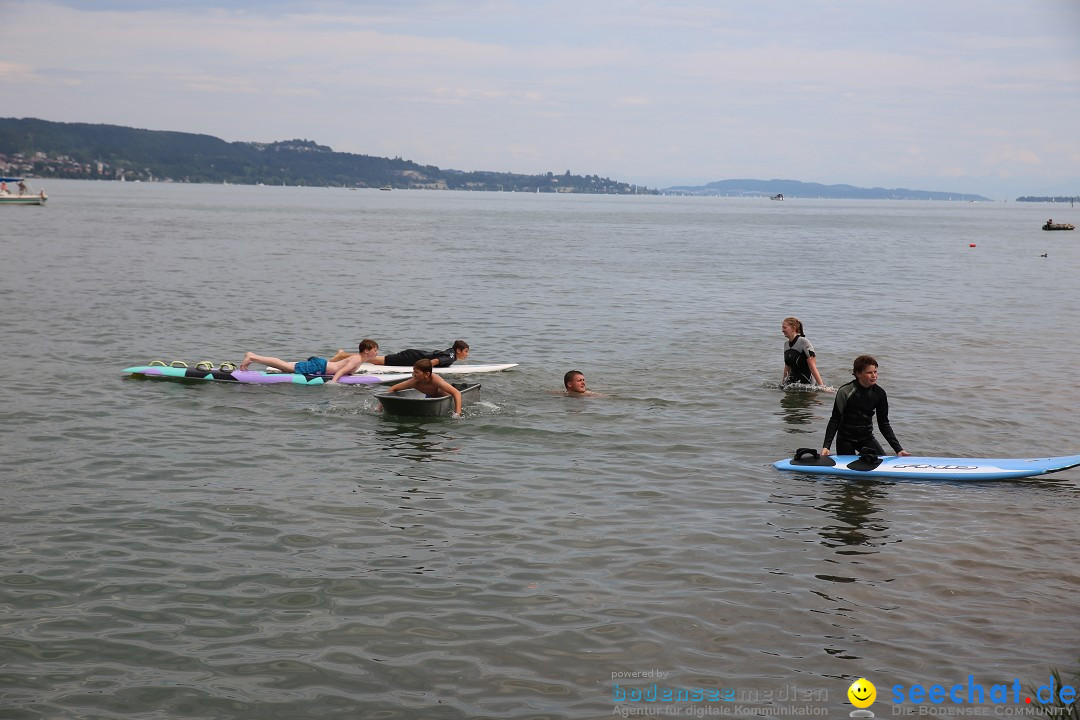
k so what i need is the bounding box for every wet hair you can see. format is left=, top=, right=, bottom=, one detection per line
left=852, top=354, right=878, bottom=376
left=783, top=316, right=804, bottom=335
left=563, top=370, right=584, bottom=388
left=413, top=358, right=434, bottom=375
left=358, top=339, right=379, bottom=353
left=452, top=340, right=469, bottom=352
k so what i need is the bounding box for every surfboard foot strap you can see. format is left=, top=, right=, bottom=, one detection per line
left=848, top=448, right=884, bottom=471
left=790, top=448, right=836, bottom=467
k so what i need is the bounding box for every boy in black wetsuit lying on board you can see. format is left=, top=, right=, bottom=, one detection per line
left=821, top=354, right=911, bottom=458
left=239, top=339, right=380, bottom=383
left=330, top=340, right=470, bottom=368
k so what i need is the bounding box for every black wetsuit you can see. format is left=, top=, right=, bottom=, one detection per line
left=383, top=347, right=455, bottom=368
left=783, top=335, right=816, bottom=385
left=822, top=380, right=903, bottom=455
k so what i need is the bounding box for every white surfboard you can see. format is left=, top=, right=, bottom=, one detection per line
left=352, top=362, right=518, bottom=375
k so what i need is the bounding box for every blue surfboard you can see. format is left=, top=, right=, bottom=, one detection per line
left=774, top=449, right=1080, bottom=481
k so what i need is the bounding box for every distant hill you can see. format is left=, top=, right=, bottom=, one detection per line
left=1016, top=196, right=1079, bottom=203
left=0, top=117, right=650, bottom=194
left=665, top=178, right=990, bottom=201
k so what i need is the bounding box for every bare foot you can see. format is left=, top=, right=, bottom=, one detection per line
left=239, top=352, right=255, bottom=370
left=329, top=349, right=353, bottom=362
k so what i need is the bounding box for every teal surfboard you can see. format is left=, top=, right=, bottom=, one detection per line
left=774, top=449, right=1080, bottom=481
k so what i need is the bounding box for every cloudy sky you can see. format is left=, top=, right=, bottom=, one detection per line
left=2, top=0, right=1078, bottom=197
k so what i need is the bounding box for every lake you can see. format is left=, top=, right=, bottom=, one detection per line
left=2, top=180, right=1078, bottom=719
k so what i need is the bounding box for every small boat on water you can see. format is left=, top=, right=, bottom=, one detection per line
left=380, top=184, right=393, bottom=191
left=0, top=177, right=47, bottom=205
left=1043, top=219, right=1075, bottom=231
left=770, top=193, right=784, bottom=201
left=376, top=382, right=481, bottom=417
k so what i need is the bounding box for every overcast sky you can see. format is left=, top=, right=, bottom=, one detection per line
left=2, top=0, right=1079, bottom=197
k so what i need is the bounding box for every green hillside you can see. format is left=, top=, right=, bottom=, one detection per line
left=0, top=117, right=650, bottom=193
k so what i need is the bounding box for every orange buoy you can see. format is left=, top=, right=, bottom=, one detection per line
left=969, top=243, right=976, bottom=247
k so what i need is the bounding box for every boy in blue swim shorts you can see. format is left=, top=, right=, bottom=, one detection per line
left=239, top=339, right=379, bottom=382
left=292, top=357, right=328, bottom=375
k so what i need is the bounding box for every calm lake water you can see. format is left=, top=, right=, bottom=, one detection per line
left=2, top=181, right=1078, bottom=719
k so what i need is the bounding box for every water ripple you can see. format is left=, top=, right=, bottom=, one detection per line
left=3, top=187, right=1079, bottom=718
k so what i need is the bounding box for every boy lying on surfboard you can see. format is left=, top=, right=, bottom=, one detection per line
left=238, top=339, right=380, bottom=382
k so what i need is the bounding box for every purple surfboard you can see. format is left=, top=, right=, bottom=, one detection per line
left=124, top=365, right=409, bottom=385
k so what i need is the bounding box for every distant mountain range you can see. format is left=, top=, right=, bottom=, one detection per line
left=2, top=117, right=996, bottom=199
left=665, top=178, right=990, bottom=201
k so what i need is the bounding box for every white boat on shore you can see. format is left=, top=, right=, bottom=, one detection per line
left=0, top=177, right=47, bottom=205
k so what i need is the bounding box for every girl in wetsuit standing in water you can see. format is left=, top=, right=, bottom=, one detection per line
left=781, top=317, right=826, bottom=388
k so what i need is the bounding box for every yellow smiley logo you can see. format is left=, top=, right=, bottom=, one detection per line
left=847, top=678, right=876, bottom=709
